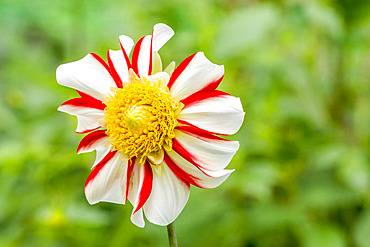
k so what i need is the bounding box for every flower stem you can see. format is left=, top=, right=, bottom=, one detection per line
left=166, top=222, right=178, bottom=247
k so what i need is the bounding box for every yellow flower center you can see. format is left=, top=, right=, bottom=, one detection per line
left=104, top=77, right=182, bottom=163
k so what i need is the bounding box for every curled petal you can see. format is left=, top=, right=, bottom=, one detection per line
left=168, top=52, right=224, bottom=100
left=128, top=160, right=153, bottom=227
left=131, top=208, right=145, bottom=228
left=56, top=53, right=116, bottom=101
left=58, top=101, right=104, bottom=134
left=151, top=23, right=174, bottom=52
left=132, top=23, right=174, bottom=77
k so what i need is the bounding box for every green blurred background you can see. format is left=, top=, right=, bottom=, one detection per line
left=1, top=0, right=369, bottom=246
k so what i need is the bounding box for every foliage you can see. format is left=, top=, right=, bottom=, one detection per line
left=0, top=0, right=369, bottom=246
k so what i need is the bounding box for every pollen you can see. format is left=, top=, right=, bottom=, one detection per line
left=104, top=77, right=182, bottom=164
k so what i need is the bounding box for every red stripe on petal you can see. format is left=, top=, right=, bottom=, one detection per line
left=131, top=37, right=145, bottom=76
left=77, top=130, right=107, bottom=153
left=76, top=90, right=89, bottom=98
left=85, top=151, right=117, bottom=188
left=107, top=50, right=123, bottom=88
left=167, top=53, right=197, bottom=90
left=61, top=97, right=105, bottom=110
left=177, top=119, right=230, bottom=136
left=125, top=157, right=135, bottom=204
left=90, top=53, right=110, bottom=73
left=67, top=93, right=104, bottom=134
left=119, top=41, right=132, bottom=71
left=171, top=138, right=210, bottom=178
left=74, top=90, right=106, bottom=109
left=175, top=125, right=231, bottom=142
left=181, top=90, right=231, bottom=107
left=76, top=126, right=100, bottom=134
left=164, top=151, right=202, bottom=188
left=200, top=74, right=223, bottom=92
left=133, top=161, right=153, bottom=214
left=148, top=33, right=153, bottom=75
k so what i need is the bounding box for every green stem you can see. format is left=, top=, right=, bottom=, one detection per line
left=166, top=222, right=178, bottom=247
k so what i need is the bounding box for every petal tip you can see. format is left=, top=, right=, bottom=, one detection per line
left=154, top=23, right=174, bottom=34
left=57, top=104, right=67, bottom=113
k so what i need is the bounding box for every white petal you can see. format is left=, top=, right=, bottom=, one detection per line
left=151, top=23, right=174, bottom=52
left=56, top=54, right=116, bottom=101
left=85, top=152, right=129, bottom=205
left=174, top=127, right=239, bottom=170
left=169, top=52, right=224, bottom=100
left=58, top=104, right=104, bottom=133
left=165, top=149, right=234, bottom=189
left=143, top=163, right=190, bottom=226
left=178, top=94, right=244, bottom=135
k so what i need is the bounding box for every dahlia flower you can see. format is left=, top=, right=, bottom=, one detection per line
left=57, top=23, right=244, bottom=227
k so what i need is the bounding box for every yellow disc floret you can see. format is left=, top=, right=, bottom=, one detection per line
left=104, top=77, right=182, bottom=164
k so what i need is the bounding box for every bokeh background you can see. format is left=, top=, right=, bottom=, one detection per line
left=1, top=0, right=369, bottom=246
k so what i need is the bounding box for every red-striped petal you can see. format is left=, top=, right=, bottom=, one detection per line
left=177, top=119, right=226, bottom=136
left=167, top=53, right=196, bottom=90
left=175, top=125, right=230, bottom=142
left=165, top=149, right=234, bottom=189
left=85, top=151, right=117, bottom=188
left=77, top=130, right=107, bottom=153
left=131, top=36, right=147, bottom=76
left=171, top=137, right=209, bottom=177
left=131, top=24, right=174, bottom=78
left=61, top=95, right=105, bottom=110
left=181, top=90, right=231, bottom=108
left=142, top=159, right=189, bottom=226
left=164, top=151, right=202, bottom=187
left=119, top=35, right=134, bottom=71
left=90, top=53, right=110, bottom=72
left=177, top=92, right=244, bottom=136
left=174, top=127, right=239, bottom=171
left=133, top=161, right=153, bottom=214
left=168, top=52, right=224, bottom=100
left=84, top=151, right=131, bottom=205
left=56, top=53, right=116, bottom=101
left=107, top=50, right=123, bottom=88
left=58, top=96, right=104, bottom=134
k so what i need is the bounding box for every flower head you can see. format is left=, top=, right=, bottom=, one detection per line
left=57, top=23, right=244, bottom=227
